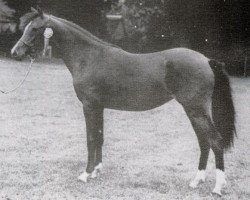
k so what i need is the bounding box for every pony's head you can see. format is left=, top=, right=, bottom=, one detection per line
left=11, top=7, right=49, bottom=60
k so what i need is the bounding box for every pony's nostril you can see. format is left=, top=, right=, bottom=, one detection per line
left=11, top=50, right=22, bottom=61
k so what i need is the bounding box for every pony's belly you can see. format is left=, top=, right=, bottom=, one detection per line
left=103, top=90, right=173, bottom=111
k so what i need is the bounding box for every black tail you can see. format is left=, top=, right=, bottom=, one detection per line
left=209, top=59, right=236, bottom=149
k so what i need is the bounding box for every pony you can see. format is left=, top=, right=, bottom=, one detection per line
left=11, top=8, right=236, bottom=196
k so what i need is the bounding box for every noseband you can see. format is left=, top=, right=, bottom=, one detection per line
left=19, top=39, right=33, bottom=48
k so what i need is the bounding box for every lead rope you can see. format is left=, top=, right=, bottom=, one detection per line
left=0, top=58, right=35, bottom=94
left=0, top=25, right=53, bottom=95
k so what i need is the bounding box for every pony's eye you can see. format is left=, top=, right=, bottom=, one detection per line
left=33, top=26, right=43, bottom=32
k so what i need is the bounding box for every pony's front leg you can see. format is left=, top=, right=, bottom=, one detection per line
left=78, top=105, right=103, bottom=183
left=90, top=108, right=104, bottom=179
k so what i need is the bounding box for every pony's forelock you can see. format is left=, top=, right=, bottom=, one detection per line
left=19, top=11, right=40, bottom=31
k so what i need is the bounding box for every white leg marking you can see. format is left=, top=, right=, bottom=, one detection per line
left=78, top=171, right=90, bottom=183
left=91, top=169, right=97, bottom=179
left=90, top=163, right=103, bottom=179
left=212, top=169, right=226, bottom=196
left=95, top=163, right=103, bottom=171
left=189, top=170, right=206, bottom=188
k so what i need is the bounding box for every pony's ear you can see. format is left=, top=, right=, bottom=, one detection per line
left=36, top=6, right=44, bottom=17
left=31, top=6, right=43, bottom=17
left=31, top=7, right=37, bottom=13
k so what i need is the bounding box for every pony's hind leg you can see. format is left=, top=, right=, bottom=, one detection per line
left=184, top=105, right=211, bottom=188
left=211, top=143, right=226, bottom=196
left=184, top=104, right=226, bottom=195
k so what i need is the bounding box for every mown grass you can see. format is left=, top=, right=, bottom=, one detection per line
left=0, top=58, right=249, bottom=200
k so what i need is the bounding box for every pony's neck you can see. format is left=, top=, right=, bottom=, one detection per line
left=47, top=15, right=112, bottom=70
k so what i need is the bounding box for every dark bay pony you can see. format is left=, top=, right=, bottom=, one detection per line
left=11, top=8, right=236, bottom=196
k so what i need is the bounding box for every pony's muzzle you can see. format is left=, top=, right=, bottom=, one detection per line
left=11, top=49, right=23, bottom=61
left=11, top=42, right=30, bottom=60
left=11, top=50, right=18, bottom=58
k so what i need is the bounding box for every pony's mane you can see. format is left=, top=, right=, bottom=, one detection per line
left=52, top=16, right=120, bottom=49
left=19, top=12, right=120, bottom=49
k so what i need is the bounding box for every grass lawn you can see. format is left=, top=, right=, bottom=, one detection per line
left=0, top=58, right=249, bottom=200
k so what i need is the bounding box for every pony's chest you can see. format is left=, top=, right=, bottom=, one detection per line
left=71, top=66, right=103, bottom=103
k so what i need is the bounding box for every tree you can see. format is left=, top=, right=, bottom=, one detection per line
left=105, top=0, right=165, bottom=52
left=0, top=0, right=38, bottom=54
left=0, top=0, right=248, bottom=62
left=105, top=0, right=249, bottom=53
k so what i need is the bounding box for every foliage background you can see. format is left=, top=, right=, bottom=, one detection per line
left=0, top=0, right=249, bottom=74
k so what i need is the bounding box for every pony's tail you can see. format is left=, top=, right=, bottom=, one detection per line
left=209, top=59, right=236, bottom=149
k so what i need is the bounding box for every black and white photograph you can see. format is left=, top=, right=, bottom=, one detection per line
left=0, top=0, right=249, bottom=199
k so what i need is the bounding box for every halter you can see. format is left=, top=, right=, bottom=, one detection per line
left=19, top=39, right=33, bottom=48
left=0, top=16, right=53, bottom=94
left=19, top=15, right=54, bottom=55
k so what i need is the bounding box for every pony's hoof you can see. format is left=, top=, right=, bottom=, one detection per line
left=78, top=171, right=90, bottom=183
left=212, top=181, right=226, bottom=196
left=90, top=163, right=103, bottom=178
left=212, top=188, right=222, bottom=196
left=189, top=179, right=205, bottom=188
left=189, top=180, right=199, bottom=188
left=91, top=169, right=97, bottom=179
left=189, top=170, right=206, bottom=188
left=212, top=169, right=226, bottom=196
left=95, top=163, right=103, bottom=172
